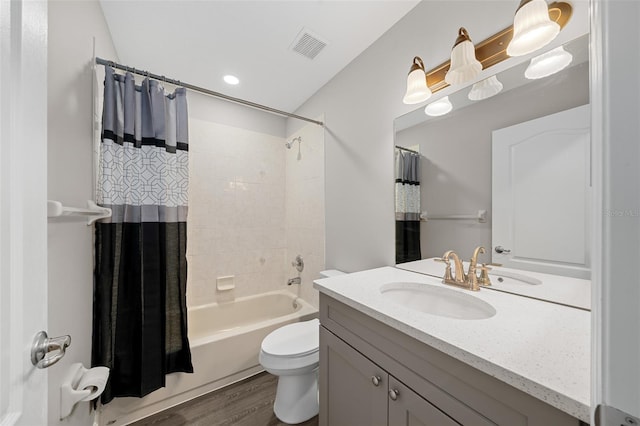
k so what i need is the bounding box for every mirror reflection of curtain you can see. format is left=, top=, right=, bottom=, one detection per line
left=395, top=149, right=421, bottom=264
left=93, top=66, right=193, bottom=404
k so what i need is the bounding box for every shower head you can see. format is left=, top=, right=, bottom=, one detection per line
left=285, top=136, right=302, bottom=149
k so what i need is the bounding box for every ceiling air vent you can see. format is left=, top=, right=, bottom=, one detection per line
left=290, top=28, right=328, bottom=60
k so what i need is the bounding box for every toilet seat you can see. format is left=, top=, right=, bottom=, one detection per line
left=261, top=318, right=319, bottom=358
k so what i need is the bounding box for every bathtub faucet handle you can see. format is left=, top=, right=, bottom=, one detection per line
left=292, top=255, right=304, bottom=273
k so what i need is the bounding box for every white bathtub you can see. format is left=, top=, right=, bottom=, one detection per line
left=99, top=290, right=317, bottom=426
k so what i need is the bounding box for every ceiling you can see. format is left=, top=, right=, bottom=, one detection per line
left=99, top=0, right=421, bottom=113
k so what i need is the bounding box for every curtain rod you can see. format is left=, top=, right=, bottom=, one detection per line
left=395, top=145, right=420, bottom=155
left=95, top=57, right=324, bottom=127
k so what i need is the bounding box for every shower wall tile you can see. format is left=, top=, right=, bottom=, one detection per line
left=187, top=118, right=288, bottom=307
left=186, top=117, right=324, bottom=309
left=285, top=120, right=326, bottom=310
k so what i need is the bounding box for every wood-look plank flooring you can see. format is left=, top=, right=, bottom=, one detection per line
left=131, top=372, right=319, bottom=426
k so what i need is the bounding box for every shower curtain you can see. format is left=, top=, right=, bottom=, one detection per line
left=93, top=67, right=193, bottom=404
left=395, top=149, right=422, bottom=264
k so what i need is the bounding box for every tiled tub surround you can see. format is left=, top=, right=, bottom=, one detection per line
left=187, top=119, right=324, bottom=307
left=285, top=120, right=325, bottom=309
left=187, top=119, right=287, bottom=304
left=314, top=267, right=590, bottom=422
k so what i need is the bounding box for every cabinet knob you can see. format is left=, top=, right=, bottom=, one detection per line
left=389, top=389, right=399, bottom=401
left=371, top=375, right=381, bottom=387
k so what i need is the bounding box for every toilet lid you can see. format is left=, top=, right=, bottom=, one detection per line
left=261, top=319, right=319, bottom=357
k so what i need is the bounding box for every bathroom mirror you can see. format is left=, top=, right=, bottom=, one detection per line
left=394, top=34, right=590, bottom=279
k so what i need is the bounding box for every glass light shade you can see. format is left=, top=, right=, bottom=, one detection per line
left=424, top=96, right=453, bottom=117
left=507, top=0, right=560, bottom=57
left=524, top=46, right=573, bottom=79
left=403, top=68, right=432, bottom=104
left=468, top=75, right=504, bottom=101
left=445, top=28, right=482, bottom=86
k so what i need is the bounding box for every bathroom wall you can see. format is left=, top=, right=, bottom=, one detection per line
left=186, top=119, right=288, bottom=306
left=287, top=1, right=589, bottom=273
left=395, top=63, right=589, bottom=260
left=186, top=113, right=325, bottom=308
left=47, top=1, right=118, bottom=425
left=285, top=119, right=326, bottom=308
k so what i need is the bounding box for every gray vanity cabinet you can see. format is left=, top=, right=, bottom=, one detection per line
left=319, top=294, right=583, bottom=426
left=320, top=326, right=458, bottom=426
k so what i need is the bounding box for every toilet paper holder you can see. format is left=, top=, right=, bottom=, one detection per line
left=60, top=363, right=110, bottom=420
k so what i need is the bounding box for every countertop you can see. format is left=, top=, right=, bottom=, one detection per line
left=313, top=266, right=590, bottom=422
left=397, top=258, right=591, bottom=310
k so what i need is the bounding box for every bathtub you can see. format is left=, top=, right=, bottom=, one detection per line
left=98, top=290, right=317, bottom=426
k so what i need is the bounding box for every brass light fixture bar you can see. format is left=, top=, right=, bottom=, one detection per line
left=425, top=1, right=572, bottom=94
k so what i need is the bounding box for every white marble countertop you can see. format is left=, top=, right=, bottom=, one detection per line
left=397, top=258, right=591, bottom=310
left=314, top=266, right=590, bottom=422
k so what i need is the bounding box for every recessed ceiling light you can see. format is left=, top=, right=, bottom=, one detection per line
left=223, top=75, right=239, bottom=85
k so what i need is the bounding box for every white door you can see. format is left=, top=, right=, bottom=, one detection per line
left=0, top=1, right=49, bottom=425
left=492, top=104, right=591, bottom=279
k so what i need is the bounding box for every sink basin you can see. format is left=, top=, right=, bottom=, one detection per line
left=380, top=282, right=496, bottom=320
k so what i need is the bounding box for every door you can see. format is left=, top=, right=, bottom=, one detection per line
left=492, top=104, right=590, bottom=279
left=0, top=1, right=49, bottom=425
left=319, top=327, right=387, bottom=426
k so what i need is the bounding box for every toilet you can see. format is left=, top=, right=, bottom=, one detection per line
left=259, top=269, right=345, bottom=424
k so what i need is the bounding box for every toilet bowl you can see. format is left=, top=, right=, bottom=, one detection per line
left=259, top=318, right=320, bottom=424
left=260, top=269, right=345, bottom=424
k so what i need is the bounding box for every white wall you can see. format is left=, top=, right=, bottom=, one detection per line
left=288, top=0, right=588, bottom=273
left=396, top=63, right=589, bottom=260
left=47, top=1, right=118, bottom=425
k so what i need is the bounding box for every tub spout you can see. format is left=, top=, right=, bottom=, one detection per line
left=287, top=277, right=301, bottom=286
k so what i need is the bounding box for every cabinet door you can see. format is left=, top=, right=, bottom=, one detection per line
left=320, top=326, right=387, bottom=426
left=388, top=377, right=460, bottom=426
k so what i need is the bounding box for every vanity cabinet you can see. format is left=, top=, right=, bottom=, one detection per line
left=320, top=326, right=459, bottom=426
left=319, top=294, right=583, bottom=426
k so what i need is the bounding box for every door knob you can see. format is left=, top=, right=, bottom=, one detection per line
left=494, top=246, right=511, bottom=254
left=389, top=389, right=399, bottom=401
left=371, top=375, right=381, bottom=387
left=31, top=331, right=71, bottom=369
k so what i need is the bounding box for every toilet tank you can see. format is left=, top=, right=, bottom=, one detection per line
left=319, top=269, right=345, bottom=278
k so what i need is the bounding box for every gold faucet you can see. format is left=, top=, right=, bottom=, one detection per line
left=436, top=246, right=489, bottom=291
left=436, top=250, right=467, bottom=287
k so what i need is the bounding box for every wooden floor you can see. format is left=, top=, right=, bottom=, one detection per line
left=131, top=372, right=319, bottom=426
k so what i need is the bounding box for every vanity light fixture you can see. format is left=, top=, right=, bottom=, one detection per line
left=445, top=28, right=482, bottom=86
left=507, top=0, right=561, bottom=57
left=468, top=75, right=504, bottom=101
left=524, top=45, right=573, bottom=79
left=424, top=96, right=453, bottom=117
left=401, top=2, right=571, bottom=102
left=403, top=56, right=432, bottom=104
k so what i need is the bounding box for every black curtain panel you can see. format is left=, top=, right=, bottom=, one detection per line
left=93, top=67, right=193, bottom=404
left=395, top=149, right=422, bottom=264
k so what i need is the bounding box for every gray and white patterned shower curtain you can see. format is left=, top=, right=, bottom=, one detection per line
left=395, top=149, right=422, bottom=264
left=93, top=67, right=193, bottom=404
